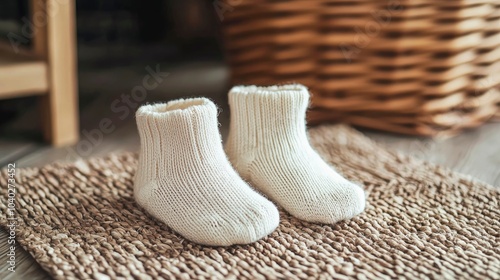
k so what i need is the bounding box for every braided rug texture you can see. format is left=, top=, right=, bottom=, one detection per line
left=1, top=125, right=499, bottom=280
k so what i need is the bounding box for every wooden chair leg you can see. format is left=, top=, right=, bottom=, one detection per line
left=37, top=0, right=79, bottom=146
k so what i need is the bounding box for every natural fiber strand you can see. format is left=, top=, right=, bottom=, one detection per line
left=1, top=125, right=499, bottom=279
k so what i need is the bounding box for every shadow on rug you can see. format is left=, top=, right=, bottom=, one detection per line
left=1, top=125, right=499, bottom=279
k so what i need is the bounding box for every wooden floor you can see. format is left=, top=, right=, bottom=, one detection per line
left=1, top=64, right=499, bottom=279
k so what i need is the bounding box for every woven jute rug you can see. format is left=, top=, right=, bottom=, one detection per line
left=1, top=125, right=499, bottom=280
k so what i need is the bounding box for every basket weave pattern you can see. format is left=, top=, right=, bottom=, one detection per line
left=222, top=0, right=500, bottom=136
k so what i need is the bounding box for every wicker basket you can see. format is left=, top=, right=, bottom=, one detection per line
left=222, top=0, right=500, bottom=136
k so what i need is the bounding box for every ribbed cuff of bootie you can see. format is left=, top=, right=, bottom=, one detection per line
left=229, top=84, right=309, bottom=104
left=135, top=98, right=220, bottom=156
left=136, top=98, right=217, bottom=121
left=228, top=84, right=310, bottom=132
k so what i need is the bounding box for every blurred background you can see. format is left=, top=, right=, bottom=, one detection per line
left=0, top=0, right=499, bottom=167
left=0, top=0, right=228, bottom=152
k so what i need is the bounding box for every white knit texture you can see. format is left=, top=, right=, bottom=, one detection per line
left=134, top=98, right=279, bottom=246
left=226, top=85, right=366, bottom=224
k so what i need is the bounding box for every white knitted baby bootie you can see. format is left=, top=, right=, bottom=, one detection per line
left=134, top=98, right=279, bottom=246
left=225, top=85, right=366, bottom=224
